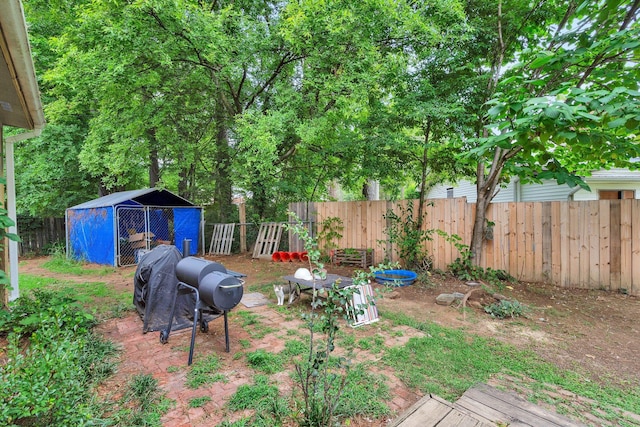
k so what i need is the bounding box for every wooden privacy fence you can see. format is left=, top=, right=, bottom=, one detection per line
left=289, top=199, right=640, bottom=296
left=17, top=216, right=66, bottom=256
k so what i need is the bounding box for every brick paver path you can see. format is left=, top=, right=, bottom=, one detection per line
left=98, top=302, right=425, bottom=426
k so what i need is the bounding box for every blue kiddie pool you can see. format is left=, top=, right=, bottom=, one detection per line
left=374, top=269, right=418, bottom=287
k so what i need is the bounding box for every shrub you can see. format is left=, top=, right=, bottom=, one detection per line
left=0, top=290, right=116, bottom=426
left=484, top=300, right=526, bottom=319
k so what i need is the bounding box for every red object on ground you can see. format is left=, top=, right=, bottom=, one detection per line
left=300, top=252, right=309, bottom=261
left=290, top=252, right=301, bottom=262
left=272, top=252, right=282, bottom=262
left=280, top=251, right=292, bottom=262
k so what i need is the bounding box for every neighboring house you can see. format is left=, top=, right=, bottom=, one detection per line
left=0, top=0, right=46, bottom=302
left=427, top=168, right=640, bottom=203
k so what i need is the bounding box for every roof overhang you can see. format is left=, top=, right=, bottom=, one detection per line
left=0, top=0, right=45, bottom=131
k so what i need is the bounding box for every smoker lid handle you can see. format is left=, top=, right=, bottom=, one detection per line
left=219, top=282, right=243, bottom=289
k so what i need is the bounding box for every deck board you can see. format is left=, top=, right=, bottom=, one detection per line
left=390, top=383, right=585, bottom=427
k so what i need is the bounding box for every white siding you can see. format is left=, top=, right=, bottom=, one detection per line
left=425, top=169, right=640, bottom=202
left=426, top=180, right=477, bottom=202
left=572, top=181, right=640, bottom=200
left=520, top=180, right=574, bottom=201
left=492, top=180, right=518, bottom=203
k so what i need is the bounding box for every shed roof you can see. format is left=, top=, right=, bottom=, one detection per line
left=69, top=188, right=196, bottom=210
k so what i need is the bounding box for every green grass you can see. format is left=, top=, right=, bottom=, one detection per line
left=337, top=363, right=391, bottom=419
left=225, top=375, right=289, bottom=426
left=186, top=354, right=227, bottom=389
left=380, top=308, right=640, bottom=420
left=42, top=256, right=117, bottom=276
left=246, top=349, right=283, bottom=374
left=233, top=310, right=277, bottom=339
left=188, top=396, right=212, bottom=408
left=19, top=273, right=132, bottom=317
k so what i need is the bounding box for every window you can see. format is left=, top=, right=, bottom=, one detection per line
left=598, top=190, right=635, bottom=200
left=446, top=187, right=454, bottom=198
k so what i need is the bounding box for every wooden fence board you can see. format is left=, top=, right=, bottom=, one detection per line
left=508, top=203, right=518, bottom=277
left=579, top=203, right=590, bottom=287
left=533, top=202, right=543, bottom=282
left=632, top=200, right=640, bottom=295
left=516, top=203, right=527, bottom=280
left=599, top=200, right=611, bottom=289
left=610, top=201, right=621, bottom=291
left=620, top=200, right=632, bottom=292
left=550, top=202, right=561, bottom=284
left=298, top=198, right=640, bottom=296
left=568, top=202, right=581, bottom=288
left=541, top=202, right=552, bottom=282
left=525, top=202, right=534, bottom=280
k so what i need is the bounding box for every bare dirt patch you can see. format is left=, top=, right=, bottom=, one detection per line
left=18, top=254, right=640, bottom=425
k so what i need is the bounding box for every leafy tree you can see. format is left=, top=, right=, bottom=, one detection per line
left=466, top=0, right=640, bottom=264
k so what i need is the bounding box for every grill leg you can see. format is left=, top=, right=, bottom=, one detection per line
left=224, top=311, right=230, bottom=353
left=161, top=282, right=184, bottom=343
left=188, top=305, right=199, bottom=366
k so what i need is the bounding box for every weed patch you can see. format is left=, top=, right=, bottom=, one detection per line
left=186, top=354, right=226, bottom=388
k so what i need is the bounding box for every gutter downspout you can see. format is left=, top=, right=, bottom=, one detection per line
left=5, top=127, right=43, bottom=301
left=567, top=183, right=582, bottom=201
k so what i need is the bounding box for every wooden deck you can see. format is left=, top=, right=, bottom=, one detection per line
left=390, top=383, right=586, bottom=427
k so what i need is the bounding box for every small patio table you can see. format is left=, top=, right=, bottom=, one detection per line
left=282, top=274, right=353, bottom=304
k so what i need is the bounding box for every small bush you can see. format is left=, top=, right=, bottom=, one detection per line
left=0, top=290, right=117, bottom=426
left=484, top=300, right=526, bottom=319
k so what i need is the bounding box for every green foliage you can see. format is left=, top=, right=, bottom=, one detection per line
left=246, top=349, right=284, bottom=374
left=383, top=202, right=434, bottom=270
left=484, top=300, right=526, bottom=319
left=0, top=178, right=20, bottom=290
left=447, top=237, right=515, bottom=288
left=234, top=310, right=276, bottom=339
left=18, top=274, right=132, bottom=319
left=285, top=213, right=390, bottom=427
left=227, top=375, right=289, bottom=426
left=186, top=354, right=226, bottom=389
left=337, top=364, right=391, bottom=419
left=0, top=289, right=95, bottom=338
left=0, top=290, right=117, bottom=426
left=380, top=308, right=640, bottom=420
left=282, top=339, right=307, bottom=357
left=188, top=396, right=212, bottom=408
left=110, top=374, right=172, bottom=426
left=316, top=217, right=344, bottom=257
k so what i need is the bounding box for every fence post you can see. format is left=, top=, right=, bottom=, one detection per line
left=238, top=202, right=247, bottom=253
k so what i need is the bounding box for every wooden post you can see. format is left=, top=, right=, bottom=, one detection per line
left=238, top=202, right=247, bottom=253
left=0, top=125, right=7, bottom=308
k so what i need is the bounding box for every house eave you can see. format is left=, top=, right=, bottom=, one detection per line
left=0, top=0, right=45, bottom=131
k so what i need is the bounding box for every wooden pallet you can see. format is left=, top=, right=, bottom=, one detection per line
left=331, top=248, right=374, bottom=268
left=252, top=222, right=284, bottom=259
left=208, top=223, right=235, bottom=255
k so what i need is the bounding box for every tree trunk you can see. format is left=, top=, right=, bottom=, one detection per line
left=469, top=146, right=514, bottom=265
left=211, top=105, right=234, bottom=223
left=146, top=117, right=159, bottom=188
left=416, top=121, right=431, bottom=230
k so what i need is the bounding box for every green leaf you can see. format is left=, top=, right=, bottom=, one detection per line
left=544, top=108, right=560, bottom=119
left=530, top=53, right=554, bottom=69
left=608, top=117, right=627, bottom=128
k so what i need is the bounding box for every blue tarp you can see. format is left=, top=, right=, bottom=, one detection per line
left=67, top=206, right=115, bottom=265
left=66, top=189, right=201, bottom=266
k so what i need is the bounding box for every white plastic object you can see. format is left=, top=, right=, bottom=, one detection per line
left=294, top=267, right=313, bottom=281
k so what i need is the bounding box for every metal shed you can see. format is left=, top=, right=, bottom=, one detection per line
left=66, top=188, right=203, bottom=266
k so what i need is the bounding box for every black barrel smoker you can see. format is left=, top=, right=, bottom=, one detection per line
left=160, top=257, right=245, bottom=365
